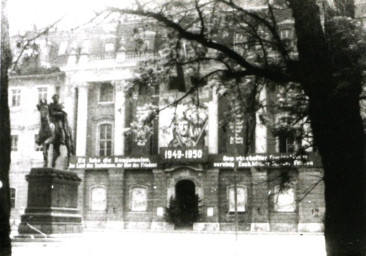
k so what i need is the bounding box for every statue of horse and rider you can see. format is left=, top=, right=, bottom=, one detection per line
left=36, top=94, right=75, bottom=168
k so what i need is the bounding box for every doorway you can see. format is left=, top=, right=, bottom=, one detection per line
left=175, top=179, right=199, bottom=228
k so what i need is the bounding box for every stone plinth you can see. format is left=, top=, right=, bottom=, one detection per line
left=18, top=168, right=83, bottom=235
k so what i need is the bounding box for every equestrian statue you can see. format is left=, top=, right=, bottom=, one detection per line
left=36, top=94, right=75, bottom=168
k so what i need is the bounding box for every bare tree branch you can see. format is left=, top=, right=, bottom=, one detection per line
left=107, top=7, right=296, bottom=83
left=195, top=0, right=205, bottom=35
left=219, top=0, right=292, bottom=64
left=12, top=17, right=63, bottom=71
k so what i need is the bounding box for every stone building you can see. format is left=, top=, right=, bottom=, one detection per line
left=12, top=4, right=361, bottom=233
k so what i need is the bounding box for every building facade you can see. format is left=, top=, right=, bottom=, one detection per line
left=11, top=6, right=358, bottom=233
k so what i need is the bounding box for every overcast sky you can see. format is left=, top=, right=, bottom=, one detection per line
left=7, top=0, right=134, bottom=34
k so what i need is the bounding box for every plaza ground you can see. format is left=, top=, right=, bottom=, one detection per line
left=12, top=230, right=326, bottom=256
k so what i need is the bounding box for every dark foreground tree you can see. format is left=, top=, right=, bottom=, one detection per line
left=107, top=0, right=366, bottom=255
left=0, top=0, right=12, bottom=255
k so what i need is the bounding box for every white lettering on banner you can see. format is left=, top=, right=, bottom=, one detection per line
left=213, top=154, right=314, bottom=168
left=70, top=156, right=158, bottom=169
left=164, top=149, right=204, bottom=160
left=213, top=162, right=235, bottom=168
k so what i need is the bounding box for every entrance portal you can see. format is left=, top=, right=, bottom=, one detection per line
left=175, top=179, right=199, bottom=227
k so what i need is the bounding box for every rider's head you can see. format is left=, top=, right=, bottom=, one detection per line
left=52, top=94, right=59, bottom=103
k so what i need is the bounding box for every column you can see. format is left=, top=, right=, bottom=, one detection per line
left=113, top=81, right=125, bottom=155
left=255, top=85, right=267, bottom=153
left=208, top=87, right=218, bottom=154
left=251, top=167, right=270, bottom=231
left=106, top=169, right=125, bottom=229
left=76, top=83, right=88, bottom=156
left=63, top=84, right=76, bottom=132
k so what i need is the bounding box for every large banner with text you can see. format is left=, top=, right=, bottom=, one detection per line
left=210, top=153, right=321, bottom=168
left=69, top=156, right=158, bottom=169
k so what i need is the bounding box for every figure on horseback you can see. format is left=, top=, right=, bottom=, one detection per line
left=36, top=94, right=74, bottom=168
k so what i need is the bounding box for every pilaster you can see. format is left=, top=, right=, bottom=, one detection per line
left=250, top=167, right=270, bottom=231
left=208, top=88, right=218, bottom=154
left=297, top=168, right=324, bottom=232
left=76, top=169, right=86, bottom=219
left=194, top=169, right=220, bottom=231
left=150, top=170, right=174, bottom=230
left=255, top=85, right=267, bottom=153
left=106, top=169, right=125, bottom=229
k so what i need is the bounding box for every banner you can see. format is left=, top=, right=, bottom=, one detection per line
left=69, top=156, right=158, bottom=169
left=210, top=153, right=320, bottom=168
left=125, top=93, right=158, bottom=155
left=159, top=91, right=210, bottom=149
left=160, top=147, right=208, bottom=163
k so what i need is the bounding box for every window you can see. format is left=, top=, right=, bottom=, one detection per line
left=91, top=186, right=107, bottom=211
left=280, top=29, right=295, bottom=49
left=34, top=134, right=43, bottom=151
left=81, top=40, right=90, bottom=54
left=58, top=41, right=68, bottom=55
left=11, top=135, right=18, bottom=151
left=130, top=186, right=148, bottom=212
left=274, top=185, right=296, bottom=212
left=278, top=134, right=295, bottom=153
left=11, top=89, right=21, bottom=107
left=38, top=87, right=47, bottom=102
left=280, top=29, right=293, bottom=40
left=99, top=83, right=114, bottom=103
left=105, top=43, right=114, bottom=52
left=99, top=123, right=112, bottom=156
left=276, top=116, right=300, bottom=153
left=228, top=185, right=247, bottom=212
left=10, top=188, right=16, bottom=208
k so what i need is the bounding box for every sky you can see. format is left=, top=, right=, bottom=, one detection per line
left=7, top=0, right=135, bottom=34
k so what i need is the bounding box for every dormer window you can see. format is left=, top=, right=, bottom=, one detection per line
left=81, top=40, right=91, bottom=54
left=105, top=43, right=114, bottom=53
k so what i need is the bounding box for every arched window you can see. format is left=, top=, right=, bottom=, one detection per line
left=228, top=185, right=247, bottom=212
left=98, top=123, right=113, bottom=156
left=90, top=186, right=107, bottom=211
left=130, top=186, right=148, bottom=212
left=274, top=185, right=296, bottom=212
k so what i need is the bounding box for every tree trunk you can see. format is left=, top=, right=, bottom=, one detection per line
left=0, top=0, right=12, bottom=255
left=289, top=0, right=366, bottom=255
left=309, top=87, right=366, bottom=256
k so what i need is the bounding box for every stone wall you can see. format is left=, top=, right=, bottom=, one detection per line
left=123, top=169, right=154, bottom=229
left=218, top=169, right=252, bottom=231
left=78, top=166, right=324, bottom=232
left=83, top=169, right=109, bottom=228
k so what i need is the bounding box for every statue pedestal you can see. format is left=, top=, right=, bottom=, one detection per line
left=18, top=168, right=83, bottom=235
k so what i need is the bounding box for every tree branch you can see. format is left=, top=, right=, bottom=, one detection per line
left=219, top=0, right=292, bottom=64
left=12, top=17, right=63, bottom=71
left=107, top=7, right=295, bottom=83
